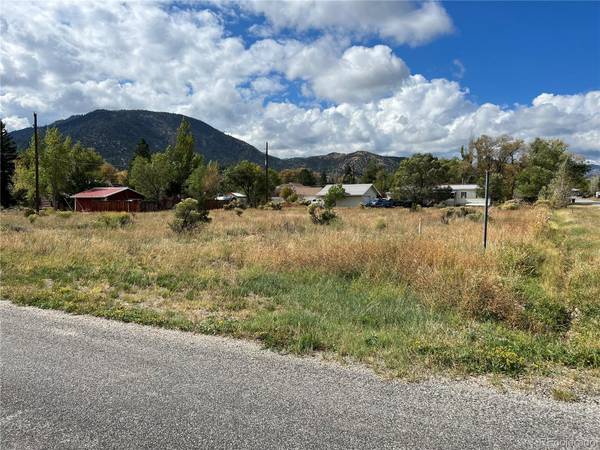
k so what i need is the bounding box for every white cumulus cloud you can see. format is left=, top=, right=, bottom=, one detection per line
left=1, top=0, right=598, bottom=164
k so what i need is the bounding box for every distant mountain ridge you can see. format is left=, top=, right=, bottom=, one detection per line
left=8, top=109, right=404, bottom=175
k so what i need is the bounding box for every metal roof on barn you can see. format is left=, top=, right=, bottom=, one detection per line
left=70, top=187, right=144, bottom=199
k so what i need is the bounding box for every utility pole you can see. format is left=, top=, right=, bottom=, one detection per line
left=483, top=169, right=490, bottom=251
left=33, top=112, right=40, bottom=213
left=264, top=141, right=269, bottom=204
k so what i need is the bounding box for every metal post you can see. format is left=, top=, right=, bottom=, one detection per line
left=483, top=170, right=490, bottom=251
left=33, top=112, right=40, bottom=213
left=264, top=141, right=269, bottom=204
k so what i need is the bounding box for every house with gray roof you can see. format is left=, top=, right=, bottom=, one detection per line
left=316, top=184, right=381, bottom=207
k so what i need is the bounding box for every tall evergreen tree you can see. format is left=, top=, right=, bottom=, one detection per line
left=133, top=138, right=151, bottom=161
left=1, top=121, right=18, bottom=207
left=166, top=119, right=201, bottom=196
left=319, top=171, right=328, bottom=186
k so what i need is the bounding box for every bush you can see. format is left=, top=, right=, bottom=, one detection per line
left=223, top=198, right=246, bottom=211
left=308, top=203, right=337, bottom=225
left=169, top=198, right=210, bottom=233
left=234, top=207, right=244, bottom=217
left=259, top=201, right=282, bottom=211
left=466, top=212, right=483, bottom=222
left=500, top=200, right=521, bottom=210
left=23, top=208, right=35, bottom=217
left=56, top=211, right=73, bottom=219
left=534, top=199, right=552, bottom=209
left=441, top=206, right=479, bottom=223
left=97, top=212, right=133, bottom=228
left=28, top=214, right=37, bottom=224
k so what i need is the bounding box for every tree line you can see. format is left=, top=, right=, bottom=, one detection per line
left=1, top=117, right=595, bottom=210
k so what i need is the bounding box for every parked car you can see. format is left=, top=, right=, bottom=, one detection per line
left=363, top=198, right=394, bottom=208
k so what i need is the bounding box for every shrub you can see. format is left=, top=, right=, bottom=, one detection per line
left=259, top=201, right=282, bottom=211
left=466, top=212, right=483, bottom=222
left=0, top=223, right=28, bottom=232
left=224, top=198, right=246, bottom=211
left=28, top=214, right=37, bottom=223
left=534, top=199, right=552, bottom=209
left=500, top=200, right=521, bottom=210
left=23, top=207, right=35, bottom=217
left=234, top=207, right=244, bottom=217
left=56, top=211, right=73, bottom=219
left=280, top=186, right=298, bottom=203
left=97, top=212, right=133, bottom=228
left=308, top=203, right=337, bottom=225
left=441, top=206, right=479, bottom=223
left=169, top=198, right=210, bottom=233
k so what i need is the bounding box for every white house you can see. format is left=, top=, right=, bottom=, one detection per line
left=216, top=192, right=247, bottom=205
left=441, top=184, right=488, bottom=206
left=316, top=184, right=381, bottom=207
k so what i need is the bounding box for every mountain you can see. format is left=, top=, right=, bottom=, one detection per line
left=9, top=109, right=273, bottom=169
left=283, top=151, right=404, bottom=176
left=8, top=109, right=403, bottom=175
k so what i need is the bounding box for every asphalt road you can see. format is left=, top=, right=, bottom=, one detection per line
left=2, top=302, right=599, bottom=449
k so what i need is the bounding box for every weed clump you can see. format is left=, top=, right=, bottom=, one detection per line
left=259, top=201, right=282, bottom=211
left=223, top=198, right=246, bottom=211
left=169, top=198, right=210, bottom=233
left=23, top=207, right=35, bottom=217
left=500, top=200, right=521, bottom=210
left=97, top=212, right=133, bottom=228
left=307, top=203, right=337, bottom=225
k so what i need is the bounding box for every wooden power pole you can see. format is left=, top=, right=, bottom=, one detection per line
left=33, top=112, right=40, bottom=213
left=264, top=141, right=269, bottom=204
left=483, top=169, right=490, bottom=250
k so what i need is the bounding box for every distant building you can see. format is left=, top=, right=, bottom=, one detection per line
left=440, top=184, right=488, bottom=206
left=276, top=183, right=322, bottom=202
left=215, top=192, right=247, bottom=205
left=71, top=187, right=145, bottom=212
left=316, top=184, right=380, bottom=207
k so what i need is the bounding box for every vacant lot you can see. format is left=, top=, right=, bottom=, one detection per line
left=1, top=205, right=599, bottom=394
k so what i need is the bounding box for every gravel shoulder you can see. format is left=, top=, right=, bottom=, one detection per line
left=2, top=301, right=599, bottom=449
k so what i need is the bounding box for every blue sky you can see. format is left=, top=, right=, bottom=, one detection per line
left=410, top=1, right=600, bottom=105
left=1, top=1, right=599, bottom=161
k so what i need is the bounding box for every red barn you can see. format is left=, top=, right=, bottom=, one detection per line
left=71, top=187, right=145, bottom=212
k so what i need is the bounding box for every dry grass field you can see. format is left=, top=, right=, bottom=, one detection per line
left=1, top=205, right=599, bottom=395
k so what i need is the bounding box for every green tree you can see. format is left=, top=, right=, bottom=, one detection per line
left=342, top=164, right=356, bottom=183
left=323, top=184, right=346, bottom=208
left=185, top=158, right=222, bottom=205
left=516, top=138, right=589, bottom=200
left=129, top=152, right=174, bottom=202
left=166, top=119, right=201, bottom=196
left=392, top=153, right=448, bottom=204
left=41, top=129, right=72, bottom=207
left=467, top=135, right=525, bottom=201
left=359, top=160, right=381, bottom=184
left=66, top=142, right=104, bottom=194
left=13, top=128, right=105, bottom=208
left=134, top=138, right=151, bottom=160
left=1, top=121, right=18, bottom=207
left=548, top=158, right=574, bottom=208
left=297, top=168, right=316, bottom=186
left=319, top=171, right=328, bottom=186
left=223, top=161, right=278, bottom=207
